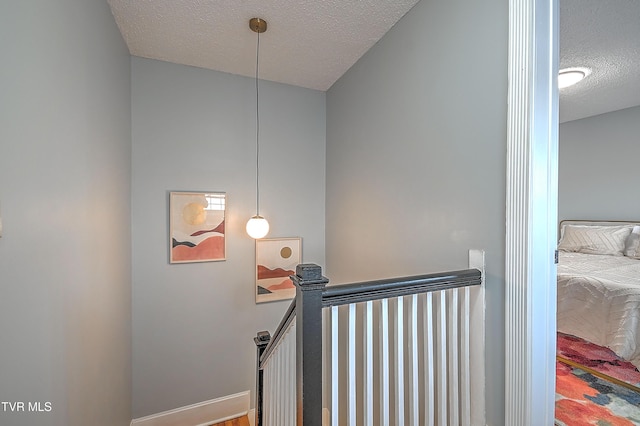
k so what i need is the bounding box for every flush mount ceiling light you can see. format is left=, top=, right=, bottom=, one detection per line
left=246, top=18, right=270, bottom=239
left=558, top=67, right=590, bottom=89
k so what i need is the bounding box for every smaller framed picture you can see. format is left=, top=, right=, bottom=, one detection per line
left=256, top=238, right=301, bottom=304
left=169, top=191, right=226, bottom=263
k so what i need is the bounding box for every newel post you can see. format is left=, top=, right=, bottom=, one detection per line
left=292, top=263, right=329, bottom=426
left=253, top=330, right=271, bottom=426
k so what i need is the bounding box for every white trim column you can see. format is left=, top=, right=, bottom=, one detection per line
left=505, top=0, right=558, bottom=424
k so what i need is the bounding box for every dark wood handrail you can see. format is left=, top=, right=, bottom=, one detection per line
left=322, top=268, right=481, bottom=307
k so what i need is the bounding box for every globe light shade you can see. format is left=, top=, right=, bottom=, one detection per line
left=246, top=215, right=270, bottom=239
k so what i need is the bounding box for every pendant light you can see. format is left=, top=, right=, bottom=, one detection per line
left=246, top=18, right=270, bottom=239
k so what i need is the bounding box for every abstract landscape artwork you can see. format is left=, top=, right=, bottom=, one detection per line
left=256, top=238, right=301, bottom=303
left=169, top=192, right=226, bottom=263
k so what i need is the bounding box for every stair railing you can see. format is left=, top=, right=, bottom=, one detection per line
left=254, top=250, right=485, bottom=426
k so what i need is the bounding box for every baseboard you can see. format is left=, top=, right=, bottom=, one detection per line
left=131, top=390, right=250, bottom=426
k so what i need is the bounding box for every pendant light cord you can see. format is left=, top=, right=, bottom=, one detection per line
left=255, top=30, right=261, bottom=216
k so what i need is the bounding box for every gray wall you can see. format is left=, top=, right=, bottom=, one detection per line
left=131, top=57, right=326, bottom=417
left=325, top=0, right=507, bottom=424
left=0, top=1, right=132, bottom=426
left=559, top=105, right=640, bottom=222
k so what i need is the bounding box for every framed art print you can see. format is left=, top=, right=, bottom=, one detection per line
left=256, top=238, right=301, bottom=303
left=170, top=191, right=226, bottom=263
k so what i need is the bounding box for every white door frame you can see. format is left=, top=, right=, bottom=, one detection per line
left=505, top=0, right=559, bottom=424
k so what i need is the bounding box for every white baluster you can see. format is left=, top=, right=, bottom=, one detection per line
left=461, top=286, right=471, bottom=425
left=266, top=356, right=273, bottom=426
left=263, top=359, right=269, bottom=426
left=424, top=292, right=435, bottom=426
left=322, top=308, right=329, bottom=423
left=395, top=297, right=405, bottom=425
left=331, top=305, right=339, bottom=426
left=288, top=325, right=296, bottom=426
left=408, top=294, right=419, bottom=425
left=348, top=303, right=356, bottom=425
left=448, top=289, right=459, bottom=425
left=292, top=322, right=297, bottom=424
left=282, top=333, right=288, bottom=425
left=437, top=291, right=447, bottom=426
left=364, top=300, right=374, bottom=426
left=380, top=298, right=390, bottom=426
left=275, top=339, right=281, bottom=426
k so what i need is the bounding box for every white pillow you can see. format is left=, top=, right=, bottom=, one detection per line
left=558, top=224, right=633, bottom=256
left=624, top=226, right=640, bottom=259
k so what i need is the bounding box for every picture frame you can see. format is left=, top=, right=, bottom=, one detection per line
left=256, top=237, right=301, bottom=303
left=169, top=191, right=226, bottom=263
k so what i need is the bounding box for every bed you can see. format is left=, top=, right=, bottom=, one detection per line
left=556, top=220, right=640, bottom=367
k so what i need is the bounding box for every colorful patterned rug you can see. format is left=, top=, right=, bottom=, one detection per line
left=556, top=333, right=640, bottom=425
left=558, top=332, right=640, bottom=388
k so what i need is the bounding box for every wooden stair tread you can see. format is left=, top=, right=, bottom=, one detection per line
left=209, top=414, right=250, bottom=426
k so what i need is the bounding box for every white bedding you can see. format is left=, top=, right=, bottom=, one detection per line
left=557, top=251, right=640, bottom=367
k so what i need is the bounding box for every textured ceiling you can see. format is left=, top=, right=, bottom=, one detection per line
left=560, top=0, right=640, bottom=122
left=107, top=0, right=420, bottom=91
left=107, top=0, right=640, bottom=120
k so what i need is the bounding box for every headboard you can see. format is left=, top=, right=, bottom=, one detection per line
left=559, top=219, right=640, bottom=238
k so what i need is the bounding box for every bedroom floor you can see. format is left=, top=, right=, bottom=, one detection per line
left=555, top=332, right=640, bottom=425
